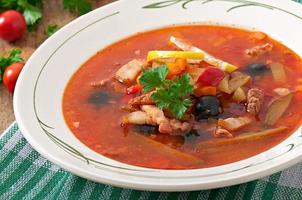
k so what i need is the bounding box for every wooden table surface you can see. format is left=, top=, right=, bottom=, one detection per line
left=0, top=0, right=115, bottom=133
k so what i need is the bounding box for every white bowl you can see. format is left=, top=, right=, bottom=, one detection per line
left=14, top=0, right=302, bottom=191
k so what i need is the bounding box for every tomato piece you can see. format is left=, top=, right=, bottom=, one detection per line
left=127, top=84, right=143, bottom=95
left=2, top=62, right=25, bottom=93
left=197, top=67, right=225, bottom=86
left=0, top=10, right=27, bottom=42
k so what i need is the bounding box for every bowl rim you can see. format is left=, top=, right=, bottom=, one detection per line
left=13, top=0, right=302, bottom=191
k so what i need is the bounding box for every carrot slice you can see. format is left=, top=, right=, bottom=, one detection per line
left=296, top=85, right=302, bottom=93
left=194, top=86, right=217, bottom=97
left=167, top=58, right=187, bottom=78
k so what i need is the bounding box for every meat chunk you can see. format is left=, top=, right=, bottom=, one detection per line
left=218, top=116, right=252, bottom=131
left=120, top=104, right=140, bottom=112
left=142, top=105, right=192, bottom=135
left=122, top=111, right=154, bottom=125
left=141, top=105, right=167, bottom=124
left=273, top=88, right=290, bottom=96
left=123, top=105, right=167, bottom=126
left=245, top=43, right=273, bottom=57
left=159, top=120, right=192, bottom=135
left=123, top=105, right=192, bottom=135
left=128, top=92, right=155, bottom=106
left=112, top=81, right=127, bottom=93
left=90, top=78, right=110, bottom=88
left=249, top=32, right=267, bottom=41
left=73, top=122, right=80, bottom=128
left=214, top=127, right=233, bottom=138
left=115, top=59, right=145, bottom=83
left=247, top=88, right=264, bottom=115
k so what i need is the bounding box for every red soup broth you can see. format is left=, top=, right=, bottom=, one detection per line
left=63, top=25, right=302, bottom=169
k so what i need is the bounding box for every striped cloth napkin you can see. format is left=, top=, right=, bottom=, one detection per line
left=2, top=123, right=302, bottom=199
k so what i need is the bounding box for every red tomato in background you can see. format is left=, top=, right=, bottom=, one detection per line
left=0, top=10, right=27, bottom=42
left=3, top=62, right=25, bottom=93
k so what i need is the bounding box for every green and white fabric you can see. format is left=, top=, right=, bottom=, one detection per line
left=2, top=123, right=302, bottom=199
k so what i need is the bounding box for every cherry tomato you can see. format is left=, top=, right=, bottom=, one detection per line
left=3, top=62, right=25, bottom=93
left=0, top=10, right=27, bottom=42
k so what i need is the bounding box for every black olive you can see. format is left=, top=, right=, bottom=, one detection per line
left=243, top=63, right=269, bottom=77
left=194, top=96, right=221, bottom=120
left=88, top=91, right=111, bottom=107
left=133, top=125, right=158, bottom=135
left=185, top=129, right=200, bottom=138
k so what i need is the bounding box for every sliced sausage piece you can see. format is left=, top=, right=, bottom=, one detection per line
left=115, top=59, right=145, bottom=83
left=247, top=88, right=264, bottom=115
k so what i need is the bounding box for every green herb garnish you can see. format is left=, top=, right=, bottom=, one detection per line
left=0, top=49, right=24, bottom=81
left=139, top=65, right=193, bottom=119
left=46, top=24, right=59, bottom=37
left=139, top=65, right=169, bottom=92
left=62, top=0, right=92, bottom=15
left=18, top=0, right=43, bottom=30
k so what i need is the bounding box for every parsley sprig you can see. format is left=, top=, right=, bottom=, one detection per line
left=46, top=24, right=59, bottom=37
left=139, top=65, right=193, bottom=119
left=0, top=49, right=24, bottom=81
left=63, top=0, right=92, bottom=15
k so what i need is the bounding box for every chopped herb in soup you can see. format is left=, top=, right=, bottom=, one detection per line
left=63, top=25, right=302, bottom=169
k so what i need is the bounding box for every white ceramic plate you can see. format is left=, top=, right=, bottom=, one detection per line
left=14, top=0, right=302, bottom=191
